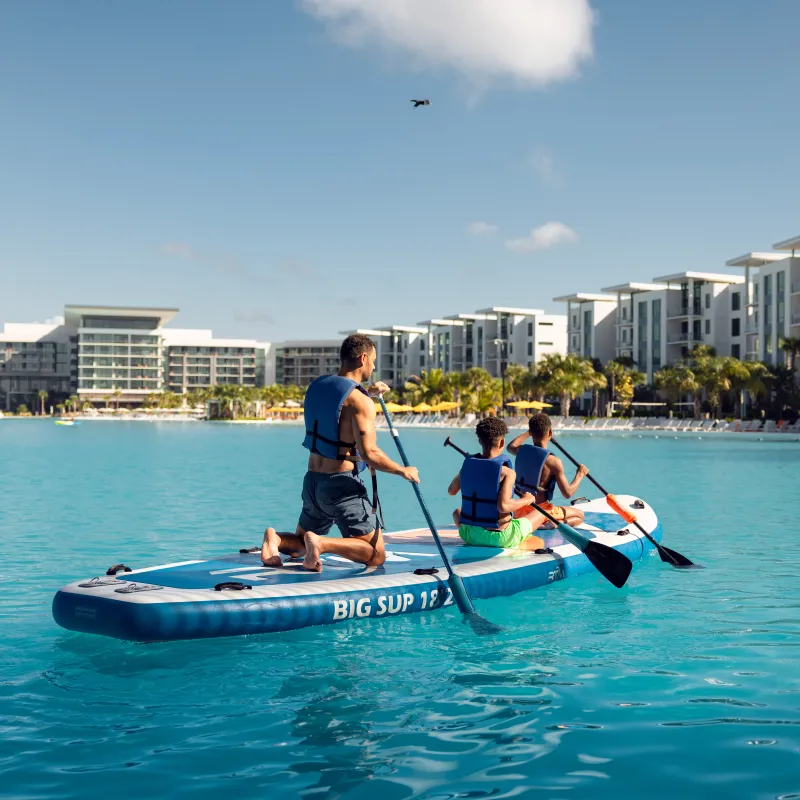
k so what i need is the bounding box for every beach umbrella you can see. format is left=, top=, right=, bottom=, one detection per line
left=429, top=401, right=460, bottom=412
left=375, top=401, right=414, bottom=413
left=506, top=400, right=553, bottom=410
left=412, top=402, right=433, bottom=413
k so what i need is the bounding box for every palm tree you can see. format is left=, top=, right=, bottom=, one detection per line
left=654, top=364, right=702, bottom=418
left=112, top=388, right=122, bottom=410
left=67, top=394, right=80, bottom=414
left=728, top=360, right=768, bottom=419
left=536, top=353, right=599, bottom=418
left=780, top=336, right=800, bottom=373
left=417, top=369, right=446, bottom=405
left=38, top=389, right=48, bottom=416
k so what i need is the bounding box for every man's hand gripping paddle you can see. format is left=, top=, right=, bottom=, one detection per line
left=378, top=397, right=502, bottom=635
left=443, top=436, right=633, bottom=589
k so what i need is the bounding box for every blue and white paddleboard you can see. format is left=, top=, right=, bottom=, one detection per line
left=52, top=495, right=661, bottom=642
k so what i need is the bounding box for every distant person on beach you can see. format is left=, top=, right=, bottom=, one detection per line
left=260, top=334, right=419, bottom=572
left=447, top=417, right=546, bottom=550
left=506, top=412, right=588, bottom=528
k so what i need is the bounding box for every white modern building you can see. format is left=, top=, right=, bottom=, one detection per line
left=162, top=329, right=274, bottom=393
left=275, top=340, right=340, bottom=386
left=601, top=283, right=669, bottom=362
left=724, top=252, right=786, bottom=362
left=475, top=307, right=566, bottom=375
left=0, top=321, right=72, bottom=411
left=650, top=272, right=746, bottom=365
left=0, top=304, right=275, bottom=410
left=731, top=235, right=800, bottom=366
left=552, top=293, right=618, bottom=363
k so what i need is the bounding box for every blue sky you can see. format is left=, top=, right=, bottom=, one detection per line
left=2, top=0, right=799, bottom=341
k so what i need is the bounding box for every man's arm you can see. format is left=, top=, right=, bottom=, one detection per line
left=497, top=467, right=535, bottom=513
left=447, top=472, right=461, bottom=496
left=506, top=430, right=530, bottom=456
left=350, top=392, right=419, bottom=483
left=552, top=456, right=589, bottom=499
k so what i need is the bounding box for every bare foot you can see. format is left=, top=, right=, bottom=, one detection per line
left=261, top=527, right=283, bottom=567
left=302, top=531, right=323, bottom=572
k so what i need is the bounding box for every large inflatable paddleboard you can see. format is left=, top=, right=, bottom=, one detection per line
left=52, top=495, right=661, bottom=642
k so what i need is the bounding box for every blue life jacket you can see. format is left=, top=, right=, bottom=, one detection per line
left=302, top=375, right=368, bottom=473
left=514, top=444, right=555, bottom=501
left=459, top=453, right=513, bottom=530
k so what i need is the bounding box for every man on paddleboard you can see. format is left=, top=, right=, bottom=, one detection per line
left=261, top=334, right=419, bottom=572
left=506, top=412, right=588, bottom=528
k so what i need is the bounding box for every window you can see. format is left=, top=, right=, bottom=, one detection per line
left=705, top=293, right=711, bottom=309
left=527, top=322, right=533, bottom=336
left=540, top=342, right=554, bottom=346
left=419, top=355, right=425, bottom=367
left=638, top=301, right=648, bottom=369
left=538, top=321, right=553, bottom=326
left=652, top=299, right=661, bottom=371
left=731, top=292, right=741, bottom=311
left=731, top=318, right=741, bottom=337
left=704, top=319, right=710, bottom=335
left=527, top=341, right=532, bottom=356
left=583, top=309, right=592, bottom=356
left=419, top=338, right=425, bottom=350
left=732, top=344, right=740, bottom=359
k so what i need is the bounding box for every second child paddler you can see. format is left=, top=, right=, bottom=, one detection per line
left=447, top=418, right=547, bottom=551
left=506, top=412, right=588, bottom=528
left=261, top=334, right=420, bottom=572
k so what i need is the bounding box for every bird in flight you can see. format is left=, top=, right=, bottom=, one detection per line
left=410, top=99, right=430, bottom=108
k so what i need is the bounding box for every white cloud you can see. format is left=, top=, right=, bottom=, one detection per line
left=467, top=220, right=498, bottom=236
left=529, top=148, right=558, bottom=184
left=300, top=0, right=595, bottom=91
left=505, top=221, right=577, bottom=253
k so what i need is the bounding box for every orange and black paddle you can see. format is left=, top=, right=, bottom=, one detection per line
left=550, top=435, right=700, bottom=569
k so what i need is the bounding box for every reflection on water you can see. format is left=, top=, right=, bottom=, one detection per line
left=0, top=423, right=799, bottom=798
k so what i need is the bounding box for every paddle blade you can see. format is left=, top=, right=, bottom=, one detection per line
left=659, top=544, right=703, bottom=569
left=583, top=541, right=633, bottom=588
left=556, top=521, right=633, bottom=589
left=448, top=574, right=503, bottom=635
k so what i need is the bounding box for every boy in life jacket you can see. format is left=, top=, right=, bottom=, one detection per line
left=506, top=412, right=589, bottom=528
left=447, top=417, right=547, bottom=550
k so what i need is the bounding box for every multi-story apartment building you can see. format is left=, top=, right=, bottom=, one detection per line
left=475, top=307, right=566, bottom=375
left=601, top=283, right=668, bottom=361
left=0, top=322, right=73, bottom=411
left=650, top=272, right=745, bottom=366
left=274, top=340, right=341, bottom=386
left=67, top=305, right=175, bottom=403
left=0, top=304, right=275, bottom=410
left=740, top=235, right=800, bottom=366
left=552, top=294, right=618, bottom=363
left=724, top=252, right=785, bottom=362
left=162, top=329, right=273, bottom=393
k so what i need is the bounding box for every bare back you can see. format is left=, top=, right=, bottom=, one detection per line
left=307, top=388, right=375, bottom=474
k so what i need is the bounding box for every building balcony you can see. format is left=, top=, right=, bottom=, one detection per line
left=667, top=332, right=702, bottom=344
left=792, top=313, right=800, bottom=326
left=791, top=282, right=800, bottom=294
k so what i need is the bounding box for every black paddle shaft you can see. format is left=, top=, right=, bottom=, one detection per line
left=550, top=435, right=699, bottom=569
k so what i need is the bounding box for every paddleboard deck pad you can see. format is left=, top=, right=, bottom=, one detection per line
left=53, top=495, right=661, bottom=642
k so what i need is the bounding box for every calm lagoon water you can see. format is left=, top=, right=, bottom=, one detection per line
left=1, top=420, right=799, bottom=799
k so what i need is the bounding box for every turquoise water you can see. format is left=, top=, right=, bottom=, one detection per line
left=1, top=420, right=799, bottom=799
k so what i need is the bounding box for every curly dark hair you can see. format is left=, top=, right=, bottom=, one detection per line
left=340, top=334, right=376, bottom=367
left=528, top=412, right=552, bottom=440
left=475, top=417, right=508, bottom=448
